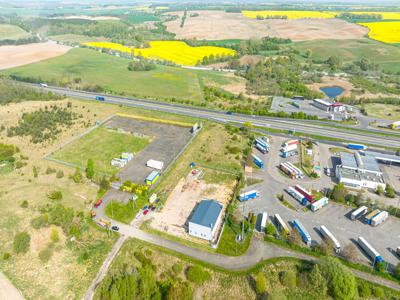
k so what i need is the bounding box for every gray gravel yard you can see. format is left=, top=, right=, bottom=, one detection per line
left=104, top=116, right=193, bottom=184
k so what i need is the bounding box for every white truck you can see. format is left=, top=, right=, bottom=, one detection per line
left=260, top=212, right=268, bottom=232
left=146, top=159, right=164, bottom=170
left=320, top=225, right=341, bottom=253
left=350, top=206, right=368, bottom=221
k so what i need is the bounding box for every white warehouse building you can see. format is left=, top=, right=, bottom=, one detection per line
left=188, top=199, right=223, bottom=241
left=336, top=152, right=386, bottom=190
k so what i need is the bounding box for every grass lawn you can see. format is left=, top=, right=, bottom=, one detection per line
left=216, top=222, right=252, bottom=256
left=362, top=103, right=400, bottom=121
left=293, top=39, right=400, bottom=73
left=3, top=48, right=233, bottom=103
left=0, top=24, right=31, bottom=40
left=105, top=197, right=147, bottom=224
left=52, top=126, right=150, bottom=175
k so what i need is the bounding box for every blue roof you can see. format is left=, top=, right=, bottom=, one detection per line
left=190, top=200, right=223, bottom=228
left=146, top=171, right=159, bottom=181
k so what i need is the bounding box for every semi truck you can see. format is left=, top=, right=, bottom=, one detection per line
left=292, top=219, right=312, bottom=246
left=311, top=197, right=329, bottom=212
left=358, top=237, right=383, bottom=264
left=347, top=143, right=367, bottom=150
left=295, top=185, right=314, bottom=203
left=364, top=209, right=381, bottom=225
left=282, top=140, right=299, bottom=148
left=281, top=149, right=298, bottom=158
left=260, top=212, right=268, bottom=232
left=280, top=163, right=296, bottom=179
left=350, top=206, right=368, bottom=220
left=287, top=186, right=307, bottom=206
left=239, top=190, right=259, bottom=202
left=255, top=143, right=268, bottom=154
left=371, top=211, right=388, bottom=227
left=252, top=154, right=264, bottom=169
left=282, top=143, right=298, bottom=153
left=146, top=159, right=164, bottom=170
left=285, top=161, right=304, bottom=179
left=255, top=138, right=269, bottom=154
left=320, top=225, right=341, bottom=253
left=274, top=214, right=290, bottom=235
left=95, top=96, right=105, bottom=101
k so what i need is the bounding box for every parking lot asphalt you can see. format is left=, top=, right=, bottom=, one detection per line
left=104, top=116, right=193, bottom=184
left=241, top=136, right=400, bottom=266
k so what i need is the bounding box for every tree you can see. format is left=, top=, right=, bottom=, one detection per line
left=358, top=281, right=372, bottom=298
left=186, top=265, right=211, bottom=284
left=287, top=228, right=302, bottom=246
left=279, top=270, right=296, bottom=288
left=166, top=280, right=192, bottom=300
left=309, top=264, right=327, bottom=297
left=385, top=184, right=396, bottom=198
left=341, top=244, right=359, bottom=262
left=86, top=159, right=94, bottom=179
left=319, top=257, right=358, bottom=300
left=255, top=272, right=267, bottom=294
left=50, top=228, right=59, bottom=243
left=33, top=165, right=39, bottom=178
left=99, top=175, right=110, bottom=191
left=13, top=231, right=31, bottom=254
left=71, top=167, right=82, bottom=183
left=331, top=183, right=348, bottom=203
left=376, top=185, right=384, bottom=196
left=265, top=223, right=277, bottom=236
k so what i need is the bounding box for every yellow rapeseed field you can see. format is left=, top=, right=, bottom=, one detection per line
left=359, top=21, right=400, bottom=44
left=84, top=41, right=236, bottom=66
left=242, top=10, right=336, bottom=19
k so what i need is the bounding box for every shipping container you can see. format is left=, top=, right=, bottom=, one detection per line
left=364, top=209, right=381, bottom=225
left=295, top=185, right=314, bottom=203
left=350, top=206, right=368, bottom=220
left=145, top=171, right=160, bottom=186
left=260, top=212, right=268, bottom=232
left=320, top=225, right=341, bottom=253
left=146, top=159, right=164, bottom=170
left=274, top=214, right=290, bottom=235
left=311, top=197, right=329, bottom=212
left=239, top=190, right=259, bottom=202
left=252, top=154, right=264, bottom=169
left=292, top=219, right=312, bottom=246
left=358, top=237, right=383, bottom=264
left=371, top=211, right=388, bottom=227
left=347, top=143, right=367, bottom=150
left=283, top=140, right=299, bottom=148
left=287, top=186, right=307, bottom=205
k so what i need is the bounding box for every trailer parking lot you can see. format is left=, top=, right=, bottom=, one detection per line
left=241, top=136, right=400, bottom=266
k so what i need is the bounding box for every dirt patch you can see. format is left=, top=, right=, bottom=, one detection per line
left=150, top=170, right=234, bottom=240
left=307, top=76, right=354, bottom=98
left=164, top=11, right=368, bottom=41
left=0, top=42, right=71, bottom=70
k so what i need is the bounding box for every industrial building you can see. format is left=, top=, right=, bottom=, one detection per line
left=188, top=199, right=223, bottom=241
left=336, top=152, right=385, bottom=190
left=313, top=99, right=345, bottom=112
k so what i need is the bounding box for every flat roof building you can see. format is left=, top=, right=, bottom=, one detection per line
left=336, top=152, right=385, bottom=190
left=188, top=200, right=223, bottom=241
left=313, top=99, right=345, bottom=112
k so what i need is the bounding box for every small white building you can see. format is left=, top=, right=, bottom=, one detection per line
left=313, top=99, right=345, bottom=112
left=188, top=200, right=223, bottom=241
left=336, top=152, right=385, bottom=190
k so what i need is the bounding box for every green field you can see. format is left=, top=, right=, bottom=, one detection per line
left=52, top=126, right=150, bottom=174
left=363, top=103, right=400, bottom=120
left=293, top=39, right=400, bottom=72
left=3, top=48, right=233, bottom=103
left=124, top=13, right=160, bottom=24
left=0, top=24, right=31, bottom=40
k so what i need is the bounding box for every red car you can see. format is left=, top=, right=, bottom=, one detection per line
left=143, top=209, right=149, bottom=216
left=94, top=199, right=103, bottom=208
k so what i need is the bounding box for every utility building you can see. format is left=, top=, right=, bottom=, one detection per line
left=336, top=152, right=385, bottom=190
left=188, top=200, right=223, bottom=241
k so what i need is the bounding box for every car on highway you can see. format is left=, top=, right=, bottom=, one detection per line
left=40, top=83, right=48, bottom=87
left=226, top=111, right=233, bottom=115
left=111, top=225, right=119, bottom=231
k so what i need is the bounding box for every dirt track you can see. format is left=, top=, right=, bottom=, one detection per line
left=165, top=11, right=368, bottom=41
left=0, top=271, right=24, bottom=300
left=0, top=42, right=70, bottom=70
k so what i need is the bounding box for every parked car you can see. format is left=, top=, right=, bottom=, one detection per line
left=143, top=205, right=149, bottom=210
left=94, top=199, right=103, bottom=208
left=91, top=211, right=97, bottom=218
left=111, top=225, right=119, bottom=231
left=325, top=167, right=331, bottom=177
left=143, top=209, right=149, bottom=216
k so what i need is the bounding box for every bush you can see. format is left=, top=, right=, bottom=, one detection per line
left=265, top=223, right=277, bottom=236
left=134, top=251, right=151, bottom=266
left=373, top=287, right=384, bottom=298
left=50, top=228, right=60, bottom=243
left=31, top=215, right=49, bottom=229
left=47, top=190, right=62, bottom=201
left=255, top=272, right=267, bottom=294
left=166, top=280, right=192, bottom=300
left=358, top=282, right=371, bottom=298
left=13, top=231, right=31, bottom=254
left=46, top=167, right=56, bottom=174
left=38, top=246, right=54, bottom=262
left=56, top=170, right=64, bottom=178
left=268, top=290, right=287, bottom=300
left=172, top=263, right=183, bottom=275
left=3, top=252, right=10, bottom=260
left=71, top=167, right=82, bottom=183
left=280, top=270, right=297, bottom=288
left=186, top=265, right=211, bottom=285
left=20, top=200, right=28, bottom=208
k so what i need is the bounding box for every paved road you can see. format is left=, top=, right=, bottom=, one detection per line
left=23, top=83, right=400, bottom=149
left=0, top=271, right=24, bottom=300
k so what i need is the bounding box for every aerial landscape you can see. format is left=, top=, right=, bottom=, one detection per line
left=0, top=0, right=400, bottom=299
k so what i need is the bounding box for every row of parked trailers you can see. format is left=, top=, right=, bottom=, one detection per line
left=254, top=138, right=270, bottom=154
left=280, top=162, right=304, bottom=179
left=281, top=140, right=299, bottom=158
left=350, top=206, right=389, bottom=226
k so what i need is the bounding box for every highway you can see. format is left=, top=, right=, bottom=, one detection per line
left=26, top=83, right=400, bottom=149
